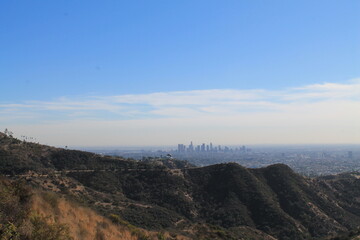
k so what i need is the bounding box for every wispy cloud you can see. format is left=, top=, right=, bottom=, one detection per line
left=1, top=79, right=360, bottom=145
left=3, top=80, right=360, bottom=118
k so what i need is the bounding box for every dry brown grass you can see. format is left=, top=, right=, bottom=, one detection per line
left=30, top=191, right=190, bottom=240
left=31, top=192, right=138, bottom=240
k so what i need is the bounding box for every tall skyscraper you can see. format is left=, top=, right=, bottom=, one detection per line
left=195, top=145, right=200, bottom=152
left=178, top=144, right=186, bottom=153
left=188, top=141, right=194, bottom=152
left=201, top=143, right=205, bottom=152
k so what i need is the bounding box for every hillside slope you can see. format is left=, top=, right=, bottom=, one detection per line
left=0, top=176, right=192, bottom=240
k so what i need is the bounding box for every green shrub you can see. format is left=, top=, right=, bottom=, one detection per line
left=30, top=214, right=72, bottom=240
left=0, top=222, right=20, bottom=240
left=109, top=214, right=129, bottom=226
left=157, top=232, right=166, bottom=240
left=42, top=192, right=59, bottom=209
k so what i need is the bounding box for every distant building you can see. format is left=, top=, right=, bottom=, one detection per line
left=188, top=141, right=194, bottom=152
left=201, top=143, right=206, bottom=152
left=178, top=144, right=186, bottom=153
left=196, top=145, right=200, bottom=152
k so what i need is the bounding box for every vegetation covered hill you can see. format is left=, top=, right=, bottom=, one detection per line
left=0, top=176, right=190, bottom=240
left=2, top=132, right=360, bottom=239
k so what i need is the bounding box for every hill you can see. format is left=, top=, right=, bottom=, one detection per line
left=2, top=132, right=360, bottom=239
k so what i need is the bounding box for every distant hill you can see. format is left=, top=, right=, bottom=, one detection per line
left=2, top=132, right=360, bottom=239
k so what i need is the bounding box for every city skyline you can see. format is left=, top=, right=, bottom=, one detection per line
left=177, top=141, right=247, bottom=153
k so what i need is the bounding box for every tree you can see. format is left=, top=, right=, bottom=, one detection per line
left=3, top=129, right=13, bottom=137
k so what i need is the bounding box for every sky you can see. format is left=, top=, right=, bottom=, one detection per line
left=1, top=0, right=360, bottom=147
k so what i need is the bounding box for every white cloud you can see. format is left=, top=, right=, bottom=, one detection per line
left=284, top=80, right=360, bottom=101
left=1, top=79, right=360, bottom=146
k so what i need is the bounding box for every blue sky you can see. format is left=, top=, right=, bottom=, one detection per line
left=1, top=1, right=360, bottom=146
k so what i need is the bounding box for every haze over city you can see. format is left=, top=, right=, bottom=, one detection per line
left=1, top=1, right=359, bottom=147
